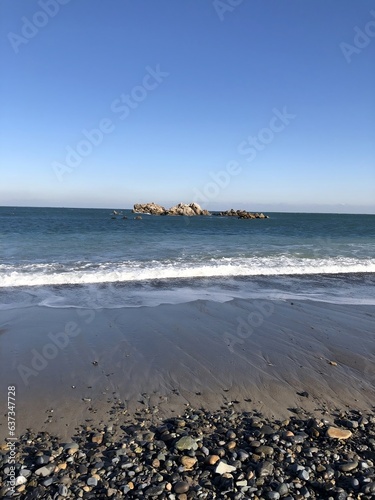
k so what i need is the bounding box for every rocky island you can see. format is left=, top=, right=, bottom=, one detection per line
left=133, top=203, right=268, bottom=218
left=217, top=209, right=269, bottom=219
left=133, top=202, right=210, bottom=216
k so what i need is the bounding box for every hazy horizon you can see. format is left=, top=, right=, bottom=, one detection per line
left=1, top=202, right=374, bottom=215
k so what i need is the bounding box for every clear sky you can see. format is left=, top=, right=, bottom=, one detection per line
left=1, top=0, right=374, bottom=213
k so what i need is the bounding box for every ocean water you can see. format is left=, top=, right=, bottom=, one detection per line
left=0, top=207, right=374, bottom=309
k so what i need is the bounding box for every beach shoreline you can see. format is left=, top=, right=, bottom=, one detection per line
left=0, top=298, right=374, bottom=442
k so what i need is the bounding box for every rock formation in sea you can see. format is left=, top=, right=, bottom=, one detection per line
left=132, top=202, right=210, bottom=216
left=218, top=209, right=269, bottom=219
left=132, top=203, right=268, bottom=218
left=133, top=202, right=167, bottom=215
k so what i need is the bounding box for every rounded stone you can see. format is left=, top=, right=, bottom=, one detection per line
left=174, top=481, right=189, bottom=494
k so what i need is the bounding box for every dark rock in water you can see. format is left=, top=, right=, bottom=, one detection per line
left=134, top=216, right=142, bottom=220
left=219, top=208, right=269, bottom=219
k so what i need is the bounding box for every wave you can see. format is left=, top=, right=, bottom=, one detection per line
left=0, top=256, right=374, bottom=288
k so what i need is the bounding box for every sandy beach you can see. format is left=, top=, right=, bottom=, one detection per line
left=1, top=298, right=374, bottom=442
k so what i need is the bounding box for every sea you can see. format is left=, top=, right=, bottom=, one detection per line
left=0, top=207, right=374, bottom=310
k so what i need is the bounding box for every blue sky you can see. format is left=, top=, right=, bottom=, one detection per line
left=1, top=0, right=374, bottom=212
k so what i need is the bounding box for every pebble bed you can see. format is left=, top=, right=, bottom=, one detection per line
left=1, top=406, right=375, bottom=499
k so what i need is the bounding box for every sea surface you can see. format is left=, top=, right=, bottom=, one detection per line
left=0, top=207, right=374, bottom=309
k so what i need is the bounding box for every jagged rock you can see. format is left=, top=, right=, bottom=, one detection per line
left=132, top=202, right=211, bottom=216
left=168, top=203, right=196, bottom=216
left=133, top=202, right=166, bottom=215
left=219, top=209, right=269, bottom=219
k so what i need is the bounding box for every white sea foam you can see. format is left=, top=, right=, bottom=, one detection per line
left=0, top=256, right=374, bottom=288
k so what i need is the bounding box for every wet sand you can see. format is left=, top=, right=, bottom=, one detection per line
left=0, top=298, right=374, bottom=441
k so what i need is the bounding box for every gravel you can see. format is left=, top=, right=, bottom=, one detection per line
left=1, top=406, right=374, bottom=499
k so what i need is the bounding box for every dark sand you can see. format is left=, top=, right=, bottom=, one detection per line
left=0, top=299, right=374, bottom=441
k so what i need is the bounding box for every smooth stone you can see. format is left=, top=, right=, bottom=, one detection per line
left=180, top=456, right=197, bottom=469
left=236, top=480, right=248, bottom=487
left=237, top=450, right=249, bottom=461
left=175, top=436, right=198, bottom=451
left=207, top=455, right=220, bottom=465
left=266, top=492, right=280, bottom=500
left=87, top=477, right=98, bottom=486
left=257, top=461, right=274, bottom=477
left=19, top=469, right=32, bottom=478
left=35, top=464, right=55, bottom=477
left=36, top=455, right=49, bottom=465
left=145, top=483, right=164, bottom=496
left=144, top=432, right=155, bottom=441
left=290, top=434, right=306, bottom=444
left=256, top=445, right=274, bottom=456
left=227, top=441, right=236, bottom=450
left=91, top=433, right=103, bottom=444
left=15, top=476, right=27, bottom=486
left=362, top=482, right=375, bottom=494
left=261, top=425, right=275, bottom=435
left=215, top=461, right=237, bottom=474
left=59, top=485, right=68, bottom=497
left=298, top=469, right=310, bottom=481
left=341, top=419, right=359, bottom=429
left=278, top=483, right=289, bottom=496
left=326, top=427, right=352, bottom=439
left=174, top=481, right=189, bottom=494
left=339, top=460, right=358, bottom=472
left=201, top=446, right=209, bottom=456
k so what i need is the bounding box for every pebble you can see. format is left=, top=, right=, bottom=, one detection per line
left=35, top=464, right=55, bottom=477
left=175, top=436, right=198, bottom=451
left=326, top=426, right=352, bottom=439
left=215, top=461, right=237, bottom=474
left=87, top=476, right=98, bottom=486
left=59, top=484, right=68, bottom=497
left=339, top=460, right=358, bottom=472
left=91, top=433, right=103, bottom=444
left=298, top=469, right=310, bottom=481
left=15, top=476, right=27, bottom=486
left=2, top=407, right=374, bottom=499
left=145, top=483, right=165, bottom=495
left=255, top=445, right=274, bottom=456
left=207, top=454, right=220, bottom=465
left=180, top=456, right=197, bottom=469
left=174, top=480, right=189, bottom=493
left=266, top=492, right=280, bottom=500
left=257, top=461, right=274, bottom=477
left=63, top=442, right=79, bottom=455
